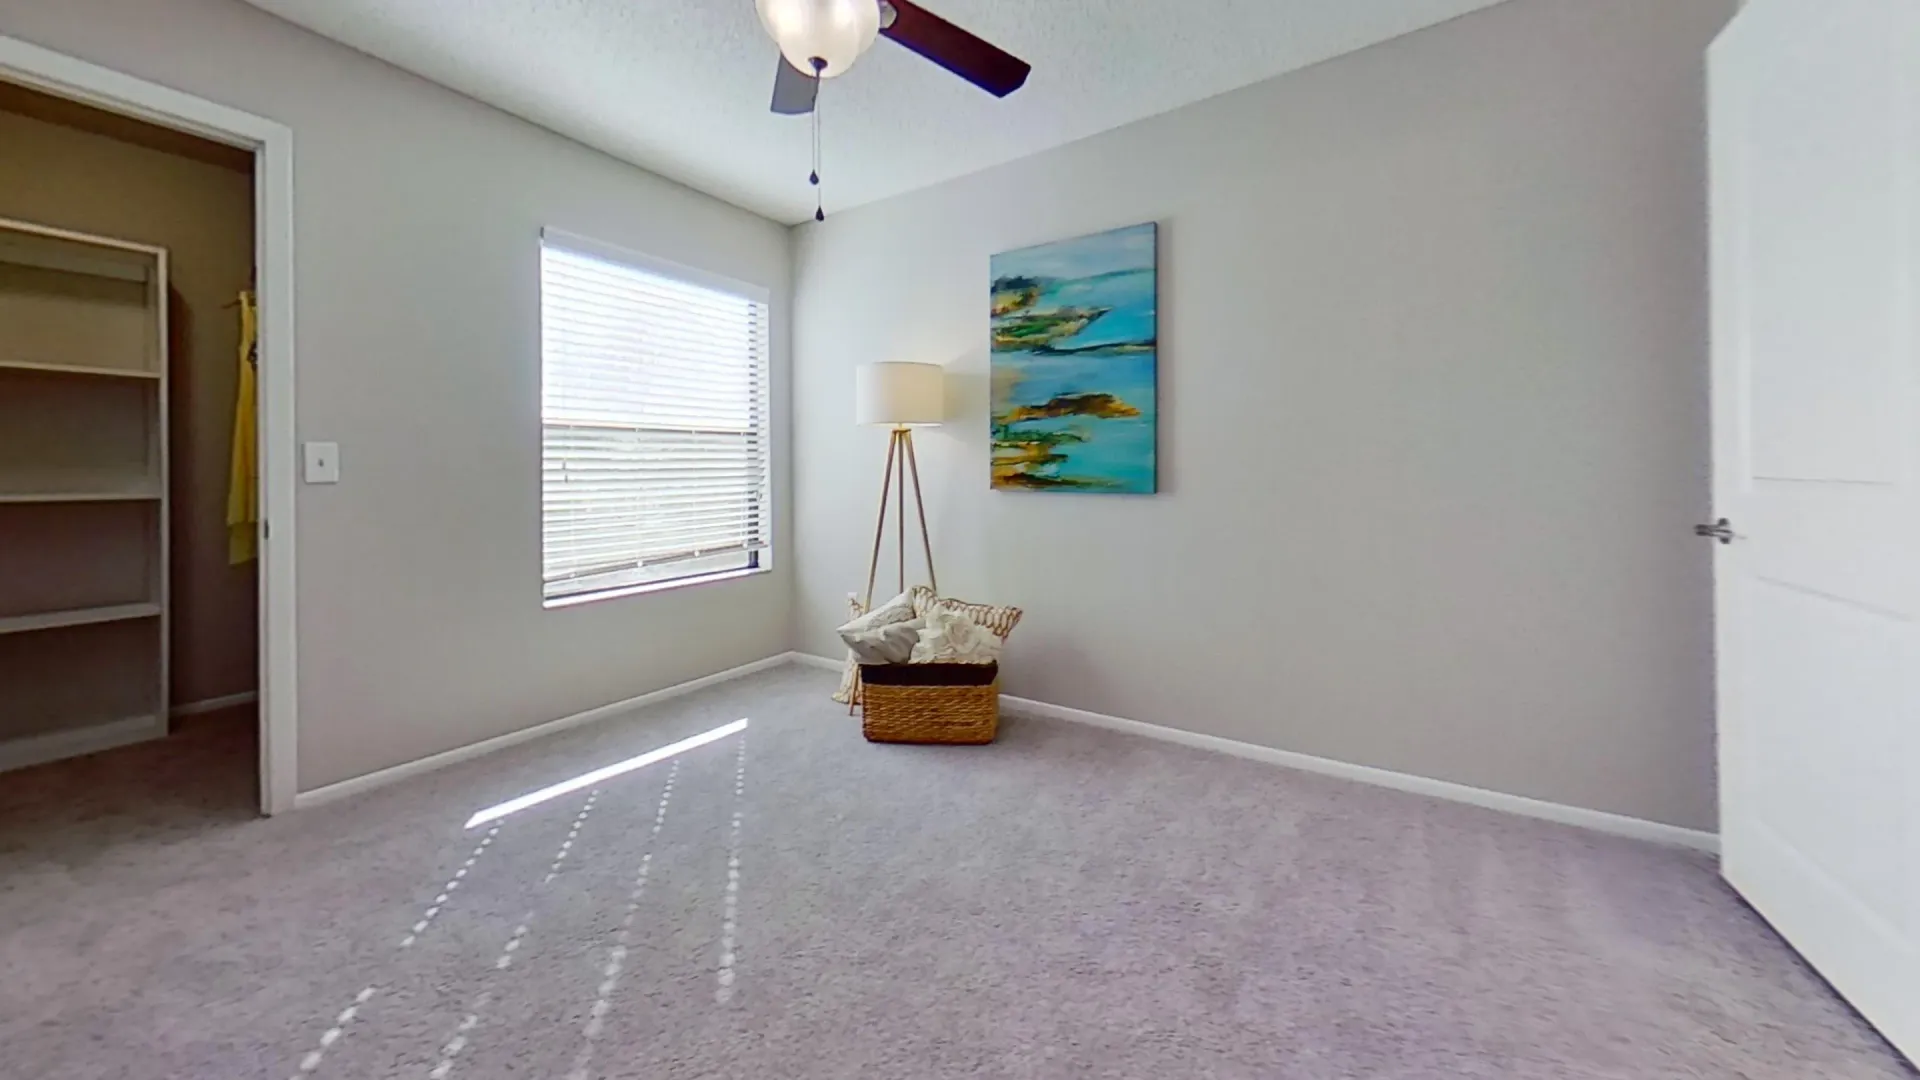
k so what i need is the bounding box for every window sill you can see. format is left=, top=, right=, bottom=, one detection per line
left=543, top=566, right=770, bottom=610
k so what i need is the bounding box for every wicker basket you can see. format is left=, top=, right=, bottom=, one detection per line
left=859, top=661, right=999, bottom=745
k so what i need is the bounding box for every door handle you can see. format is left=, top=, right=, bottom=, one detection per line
left=1694, top=518, right=1737, bottom=545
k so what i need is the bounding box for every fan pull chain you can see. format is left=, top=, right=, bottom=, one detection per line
left=810, top=58, right=826, bottom=222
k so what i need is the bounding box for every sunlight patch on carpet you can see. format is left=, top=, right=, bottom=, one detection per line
left=464, top=719, right=747, bottom=828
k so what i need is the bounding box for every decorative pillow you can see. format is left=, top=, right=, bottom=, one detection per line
left=832, top=591, right=918, bottom=705
left=909, top=607, right=1004, bottom=665
left=840, top=616, right=923, bottom=665
left=909, top=586, right=1024, bottom=642
left=839, top=590, right=918, bottom=635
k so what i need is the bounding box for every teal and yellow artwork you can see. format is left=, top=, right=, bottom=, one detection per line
left=990, top=222, right=1157, bottom=493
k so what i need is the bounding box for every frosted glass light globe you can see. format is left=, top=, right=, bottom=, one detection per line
left=755, top=0, right=881, bottom=79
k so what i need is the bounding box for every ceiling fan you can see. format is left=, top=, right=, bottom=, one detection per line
left=756, top=0, right=1032, bottom=116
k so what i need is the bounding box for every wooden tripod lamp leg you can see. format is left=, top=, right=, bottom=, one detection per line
left=897, top=429, right=908, bottom=595
left=863, top=429, right=899, bottom=611
left=855, top=430, right=902, bottom=718
left=903, top=430, right=937, bottom=595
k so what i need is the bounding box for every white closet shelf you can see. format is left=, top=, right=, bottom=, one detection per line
left=0, top=602, right=161, bottom=636
left=0, top=486, right=161, bottom=504
left=0, top=358, right=160, bottom=380
left=0, top=491, right=160, bottom=504
left=0, top=467, right=162, bottom=503
left=0, top=715, right=166, bottom=771
left=0, top=216, right=169, bottom=778
left=0, top=236, right=150, bottom=282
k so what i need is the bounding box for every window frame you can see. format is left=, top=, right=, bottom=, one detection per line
left=538, top=227, right=774, bottom=609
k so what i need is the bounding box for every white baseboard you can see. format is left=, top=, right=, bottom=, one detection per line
left=170, top=691, right=258, bottom=718
left=784, top=654, right=1715, bottom=852
left=0, top=714, right=167, bottom=774
left=787, top=651, right=843, bottom=672
left=294, top=653, right=794, bottom=811
left=1000, top=694, right=1718, bottom=853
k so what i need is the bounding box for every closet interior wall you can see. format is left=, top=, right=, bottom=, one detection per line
left=0, top=80, right=256, bottom=770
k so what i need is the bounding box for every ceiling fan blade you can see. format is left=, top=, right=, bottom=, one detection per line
left=769, top=56, right=819, bottom=115
left=881, top=0, right=1031, bottom=98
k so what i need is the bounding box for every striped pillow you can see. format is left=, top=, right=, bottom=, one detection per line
left=910, top=586, right=1023, bottom=641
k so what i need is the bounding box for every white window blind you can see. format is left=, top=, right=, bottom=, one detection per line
left=541, top=233, right=771, bottom=604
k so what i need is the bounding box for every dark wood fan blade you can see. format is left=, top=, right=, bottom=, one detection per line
left=770, top=56, right=819, bottom=115
left=881, top=0, right=1030, bottom=97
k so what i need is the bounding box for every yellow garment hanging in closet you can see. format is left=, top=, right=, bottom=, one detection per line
left=226, top=291, right=259, bottom=564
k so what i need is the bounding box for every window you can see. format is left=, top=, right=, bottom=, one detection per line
left=540, top=231, right=771, bottom=605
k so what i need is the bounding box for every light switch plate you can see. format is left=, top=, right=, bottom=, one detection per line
left=303, top=441, right=341, bottom=484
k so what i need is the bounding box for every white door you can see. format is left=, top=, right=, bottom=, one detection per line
left=1710, top=0, right=1919, bottom=1061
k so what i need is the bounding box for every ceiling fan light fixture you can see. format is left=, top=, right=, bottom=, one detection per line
left=755, top=0, right=881, bottom=79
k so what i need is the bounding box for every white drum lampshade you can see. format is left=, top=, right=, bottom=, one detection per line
left=855, top=362, right=945, bottom=427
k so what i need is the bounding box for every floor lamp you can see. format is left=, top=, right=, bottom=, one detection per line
left=856, top=362, right=943, bottom=610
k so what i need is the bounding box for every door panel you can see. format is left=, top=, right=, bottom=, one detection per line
left=1711, top=0, right=1920, bottom=1061
left=1741, top=13, right=1904, bottom=484
left=1746, top=577, right=1912, bottom=934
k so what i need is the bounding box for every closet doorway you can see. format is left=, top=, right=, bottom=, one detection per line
left=0, top=38, right=295, bottom=816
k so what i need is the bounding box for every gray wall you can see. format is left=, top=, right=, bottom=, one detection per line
left=0, top=0, right=793, bottom=791
left=793, top=0, right=1735, bottom=830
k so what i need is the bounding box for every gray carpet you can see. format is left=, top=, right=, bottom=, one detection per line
left=0, top=666, right=1909, bottom=1079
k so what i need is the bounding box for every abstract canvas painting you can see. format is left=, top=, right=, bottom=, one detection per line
left=990, top=222, right=1158, bottom=493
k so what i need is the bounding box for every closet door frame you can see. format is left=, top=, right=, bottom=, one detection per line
left=0, top=34, right=299, bottom=815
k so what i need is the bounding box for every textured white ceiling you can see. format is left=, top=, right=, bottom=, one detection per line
left=240, top=0, right=1510, bottom=224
